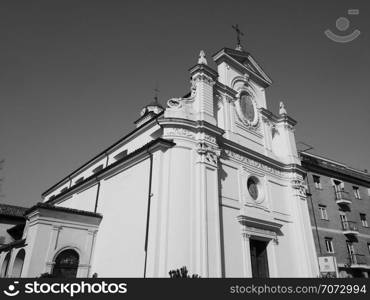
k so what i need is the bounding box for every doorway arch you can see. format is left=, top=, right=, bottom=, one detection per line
left=0, top=252, right=11, bottom=277
left=11, top=249, right=25, bottom=277
left=52, top=249, right=79, bottom=278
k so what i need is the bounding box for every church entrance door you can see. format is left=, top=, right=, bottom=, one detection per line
left=250, top=239, right=269, bottom=278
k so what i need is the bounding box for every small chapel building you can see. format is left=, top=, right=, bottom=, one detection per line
left=0, top=44, right=320, bottom=278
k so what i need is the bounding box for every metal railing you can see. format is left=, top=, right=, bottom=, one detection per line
left=349, top=253, right=367, bottom=266
left=341, top=220, right=358, bottom=232
left=334, top=188, right=351, bottom=202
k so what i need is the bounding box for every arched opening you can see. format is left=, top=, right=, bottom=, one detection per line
left=52, top=249, right=79, bottom=278
left=0, top=252, right=11, bottom=278
left=11, top=249, right=25, bottom=277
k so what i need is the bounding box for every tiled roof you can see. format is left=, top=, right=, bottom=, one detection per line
left=25, top=202, right=103, bottom=218
left=0, top=239, right=26, bottom=252
left=0, top=203, right=28, bottom=218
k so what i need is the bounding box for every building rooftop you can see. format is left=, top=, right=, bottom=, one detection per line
left=0, top=203, right=28, bottom=219
left=25, top=202, right=103, bottom=218
left=300, top=152, right=370, bottom=184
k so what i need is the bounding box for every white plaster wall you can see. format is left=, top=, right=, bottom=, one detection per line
left=220, top=164, right=239, bottom=201
left=220, top=206, right=244, bottom=277
left=273, top=222, right=299, bottom=276
left=90, top=159, right=150, bottom=277
left=165, top=146, right=192, bottom=272
left=268, top=180, right=289, bottom=215
left=22, top=222, right=52, bottom=277
left=56, top=184, right=97, bottom=212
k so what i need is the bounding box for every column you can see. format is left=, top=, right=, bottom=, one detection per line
left=241, top=232, right=252, bottom=277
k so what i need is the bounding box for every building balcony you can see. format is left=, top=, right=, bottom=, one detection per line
left=341, top=221, right=359, bottom=236
left=334, top=189, right=352, bottom=205
left=348, top=254, right=369, bottom=268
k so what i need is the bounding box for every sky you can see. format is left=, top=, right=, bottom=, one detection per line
left=0, top=0, right=369, bottom=207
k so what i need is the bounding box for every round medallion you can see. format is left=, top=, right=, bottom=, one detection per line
left=247, top=177, right=259, bottom=200
left=240, top=94, right=255, bottom=122
left=236, top=92, right=258, bottom=126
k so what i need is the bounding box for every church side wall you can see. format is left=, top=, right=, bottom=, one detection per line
left=44, top=124, right=161, bottom=202
left=56, top=184, right=98, bottom=212
left=90, top=158, right=150, bottom=277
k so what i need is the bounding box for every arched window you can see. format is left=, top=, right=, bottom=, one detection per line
left=11, top=249, right=25, bottom=277
left=52, top=249, right=79, bottom=278
left=0, top=252, right=11, bottom=278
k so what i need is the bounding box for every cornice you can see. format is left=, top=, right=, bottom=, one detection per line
left=301, top=154, right=370, bottom=186
left=259, top=107, right=279, bottom=122
left=276, top=115, right=297, bottom=127
left=188, top=63, right=219, bottom=80
left=221, top=137, right=306, bottom=177
left=214, top=81, right=237, bottom=99
left=158, top=117, right=225, bottom=137
left=25, top=203, right=103, bottom=219
left=260, top=107, right=297, bottom=127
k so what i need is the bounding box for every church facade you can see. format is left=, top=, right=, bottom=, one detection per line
left=0, top=46, right=320, bottom=278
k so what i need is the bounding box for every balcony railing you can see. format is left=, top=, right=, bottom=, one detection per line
left=341, top=221, right=359, bottom=234
left=334, top=188, right=351, bottom=204
left=348, top=254, right=367, bottom=266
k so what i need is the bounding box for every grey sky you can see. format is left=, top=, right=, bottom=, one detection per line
left=0, top=0, right=369, bottom=207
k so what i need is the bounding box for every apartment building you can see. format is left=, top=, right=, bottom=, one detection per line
left=301, top=152, right=370, bottom=278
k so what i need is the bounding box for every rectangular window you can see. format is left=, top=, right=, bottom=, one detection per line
left=353, top=186, right=361, bottom=199
left=360, top=214, right=368, bottom=227
left=75, top=177, right=84, bottom=184
left=319, top=205, right=328, bottom=220
left=313, top=175, right=322, bottom=189
left=114, top=150, right=128, bottom=161
left=347, top=241, right=355, bottom=255
left=92, top=164, right=104, bottom=174
left=325, top=238, right=334, bottom=253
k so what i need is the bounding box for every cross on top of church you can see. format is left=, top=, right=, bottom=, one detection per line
left=232, top=24, right=244, bottom=51
left=154, top=87, right=160, bottom=103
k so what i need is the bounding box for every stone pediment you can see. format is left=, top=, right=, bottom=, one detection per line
left=213, top=48, right=272, bottom=88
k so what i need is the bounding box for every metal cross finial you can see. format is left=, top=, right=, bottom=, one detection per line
left=232, top=24, right=244, bottom=50
left=154, top=86, right=160, bottom=103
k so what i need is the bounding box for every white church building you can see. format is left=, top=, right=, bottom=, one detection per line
left=0, top=45, right=320, bottom=278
